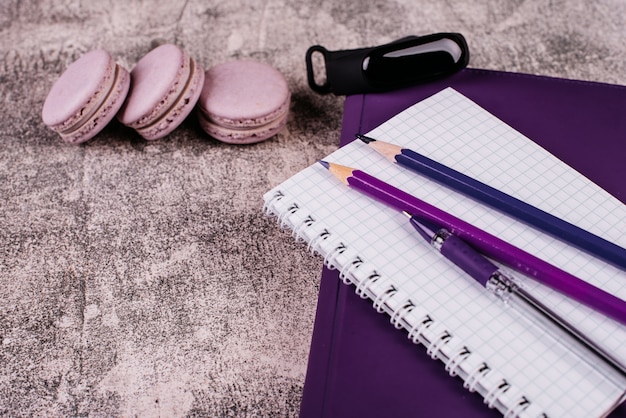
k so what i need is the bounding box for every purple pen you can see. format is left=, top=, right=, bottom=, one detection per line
left=403, top=211, right=626, bottom=377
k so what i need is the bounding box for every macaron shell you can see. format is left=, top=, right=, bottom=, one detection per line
left=42, top=49, right=116, bottom=132
left=198, top=60, right=290, bottom=128
left=117, top=44, right=190, bottom=128
left=60, top=65, right=130, bottom=144
left=135, top=58, right=205, bottom=140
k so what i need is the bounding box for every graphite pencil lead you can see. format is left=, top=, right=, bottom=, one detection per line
left=319, top=161, right=353, bottom=186
left=356, top=134, right=376, bottom=144
left=360, top=136, right=402, bottom=162
left=318, top=160, right=330, bottom=169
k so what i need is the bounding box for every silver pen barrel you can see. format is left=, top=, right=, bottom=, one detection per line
left=487, top=272, right=626, bottom=385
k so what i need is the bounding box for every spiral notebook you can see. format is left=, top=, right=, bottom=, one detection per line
left=264, top=87, right=626, bottom=417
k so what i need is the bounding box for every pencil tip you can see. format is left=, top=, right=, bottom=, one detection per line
left=356, top=134, right=376, bottom=144
left=318, top=161, right=353, bottom=185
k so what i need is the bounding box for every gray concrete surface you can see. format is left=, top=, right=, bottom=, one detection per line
left=1, top=1, right=625, bottom=416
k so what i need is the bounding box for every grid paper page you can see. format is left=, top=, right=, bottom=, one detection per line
left=264, top=88, right=626, bottom=417
left=365, top=88, right=626, bottom=363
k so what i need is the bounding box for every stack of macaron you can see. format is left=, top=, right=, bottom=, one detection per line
left=42, top=44, right=291, bottom=145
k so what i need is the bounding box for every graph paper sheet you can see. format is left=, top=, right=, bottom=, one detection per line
left=264, top=88, right=626, bottom=417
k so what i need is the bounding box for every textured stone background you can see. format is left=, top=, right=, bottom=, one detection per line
left=1, top=1, right=625, bottom=416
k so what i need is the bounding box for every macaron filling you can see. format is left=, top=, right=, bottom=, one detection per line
left=198, top=108, right=289, bottom=143
left=198, top=95, right=290, bottom=130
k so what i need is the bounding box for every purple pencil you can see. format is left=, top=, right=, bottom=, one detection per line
left=318, top=160, right=626, bottom=326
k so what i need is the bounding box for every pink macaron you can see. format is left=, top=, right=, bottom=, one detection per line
left=118, top=44, right=205, bottom=140
left=42, top=49, right=130, bottom=144
left=197, top=60, right=290, bottom=144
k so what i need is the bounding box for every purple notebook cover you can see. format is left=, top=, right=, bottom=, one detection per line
left=300, top=68, right=626, bottom=417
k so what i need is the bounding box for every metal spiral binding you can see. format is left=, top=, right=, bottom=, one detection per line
left=504, top=396, right=531, bottom=418
left=324, top=242, right=346, bottom=269
left=390, top=300, right=415, bottom=329
left=278, top=202, right=299, bottom=229
left=264, top=190, right=538, bottom=417
left=355, top=270, right=381, bottom=298
left=464, top=362, right=491, bottom=393
left=339, top=256, right=363, bottom=285
left=445, top=345, right=471, bottom=377
left=427, top=330, right=452, bottom=360
left=485, top=379, right=511, bottom=409
left=307, top=228, right=330, bottom=255
left=293, top=214, right=316, bottom=243
left=262, top=191, right=284, bottom=215
left=407, top=314, right=434, bottom=345
left=372, top=285, right=398, bottom=313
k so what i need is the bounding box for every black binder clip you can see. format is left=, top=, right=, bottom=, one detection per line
left=305, top=33, right=469, bottom=95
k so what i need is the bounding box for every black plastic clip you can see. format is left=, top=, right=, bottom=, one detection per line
left=305, top=33, right=469, bottom=95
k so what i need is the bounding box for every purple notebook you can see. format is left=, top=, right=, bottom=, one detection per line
left=300, top=68, right=626, bottom=417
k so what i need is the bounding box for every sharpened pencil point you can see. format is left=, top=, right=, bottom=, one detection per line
left=356, top=134, right=376, bottom=144
left=359, top=135, right=402, bottom=162
left=318, top=161, right=353, bottom=186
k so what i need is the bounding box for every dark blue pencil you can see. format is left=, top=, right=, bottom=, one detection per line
left=357, top=134, right=626, bottom=270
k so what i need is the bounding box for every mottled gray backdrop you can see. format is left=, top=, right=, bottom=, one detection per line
left=1, top=1, right=625, bottom=416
